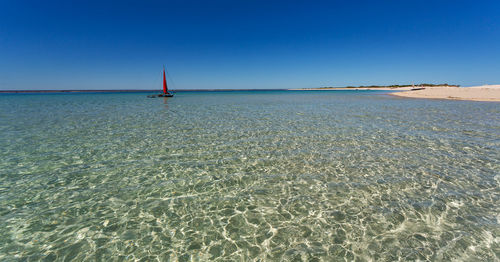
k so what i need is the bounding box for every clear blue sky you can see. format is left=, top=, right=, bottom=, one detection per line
left=1, top=0, right=499, bottom=90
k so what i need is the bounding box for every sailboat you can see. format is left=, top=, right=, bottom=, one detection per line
left=148, top=67, right=174, bottom=98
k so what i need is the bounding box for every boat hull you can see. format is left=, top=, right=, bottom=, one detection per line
left=147, top=93, right=174, bottom=98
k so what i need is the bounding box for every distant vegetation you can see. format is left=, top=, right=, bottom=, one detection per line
left=313, top=83, right=460, bottom=89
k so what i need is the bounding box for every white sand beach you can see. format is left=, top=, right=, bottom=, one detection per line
left=390, top=85, right=500, bottom=102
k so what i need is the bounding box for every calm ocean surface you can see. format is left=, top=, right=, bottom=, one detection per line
left=0, top=91, right=499, bottom=261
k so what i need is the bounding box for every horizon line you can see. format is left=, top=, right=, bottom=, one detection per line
left=0, top=89, right=296, bottom=93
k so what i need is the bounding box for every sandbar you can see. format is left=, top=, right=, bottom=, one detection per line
left=390, top=85, right=500, bottom=102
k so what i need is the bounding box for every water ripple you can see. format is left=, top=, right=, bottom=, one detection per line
left=0, top=91, right=499, bottom=261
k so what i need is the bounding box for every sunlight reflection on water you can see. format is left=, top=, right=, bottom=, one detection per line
left=0, top=91, right=498, bottom=261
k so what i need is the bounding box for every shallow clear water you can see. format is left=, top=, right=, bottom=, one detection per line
left=0, top=91, right=499, bottom=261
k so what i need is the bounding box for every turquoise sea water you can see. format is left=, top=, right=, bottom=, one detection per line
left=0, top=91, right=499, bottom=261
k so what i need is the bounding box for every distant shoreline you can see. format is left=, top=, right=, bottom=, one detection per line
left=292, top=84, right=459, bottom=91
left=301, top=84, right=459, bottom=89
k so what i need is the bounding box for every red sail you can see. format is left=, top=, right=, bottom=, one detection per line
left=163, top=69, right=167, bottom=94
